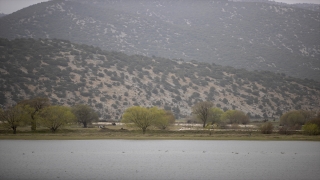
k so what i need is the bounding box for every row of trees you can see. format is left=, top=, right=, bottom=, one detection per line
left=0, top=97, right=99, bottom=134
left=2, top=97, right=318, bottom=135
left=120, top=101, right=249, bottom=133
left=191, top=101, right=249, bottom=128
left=260, top=109, right=320, bottom=135
left=191, top=101, right=320, bottom=135
left=279, top=110, right=320, bottom=135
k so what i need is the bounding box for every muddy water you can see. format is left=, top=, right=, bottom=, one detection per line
left=0, top=140, right=319, bottom=180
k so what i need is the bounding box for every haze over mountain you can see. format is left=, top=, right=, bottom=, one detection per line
left=0, top=0, right=319, bottom=80
left=1, top=38, right=319, bottom=120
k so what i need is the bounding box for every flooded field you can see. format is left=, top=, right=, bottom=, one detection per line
left=0, top=140, right=319, bottom=180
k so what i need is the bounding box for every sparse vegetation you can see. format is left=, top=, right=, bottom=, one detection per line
left=0, top=38, right=319, bottom=121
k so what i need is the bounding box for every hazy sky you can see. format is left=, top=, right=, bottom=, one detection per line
left=0, top=0, right=49, bottom=14
left=0, top=0, right=319, bottom=14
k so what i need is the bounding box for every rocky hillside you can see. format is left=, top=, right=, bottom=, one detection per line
left=0, top=0, right=319, bottom=80
left=0, top=38, right=319, bottom=120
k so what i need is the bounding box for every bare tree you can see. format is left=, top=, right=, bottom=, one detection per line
left=192, top=101, right=214, bottom=128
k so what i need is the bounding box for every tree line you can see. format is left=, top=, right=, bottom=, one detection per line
left=0, top=97, right=99, bottom=134
left=0, top=97, right=176, bottom=134
left=120, top=101, right=250, bottom=133
left=191, top=101, right=249, bottom=128
left=1, top=98, right=319, bottom=135
left=259, top=109, right=320, bottom=135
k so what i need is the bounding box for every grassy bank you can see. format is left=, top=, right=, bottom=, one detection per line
left=0, top=126, right=319, bottom=141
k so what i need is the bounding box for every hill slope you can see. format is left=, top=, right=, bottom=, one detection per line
left=0, top=0, right=319, bottom=80
left=0, top=38, right=319, bottom=120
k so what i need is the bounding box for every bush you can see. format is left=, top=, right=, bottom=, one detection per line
left=278, top=125, right=300, bottom=135
left=302, top=118, right=320, bottom=135
left=260, top=122, right=274, bottom=134
left=303, top=123, right=320, bottom=135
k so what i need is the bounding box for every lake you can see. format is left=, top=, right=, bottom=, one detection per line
left=0, top=140, right=319, bottom=180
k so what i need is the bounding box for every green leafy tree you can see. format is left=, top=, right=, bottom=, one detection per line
left=0, top=105, right=33, bottom=134
left=154, top=110, right=175, bottom=130
left=221, top=110, right=235, bottom=124
left=279, top=110, right=311, bottom=133
left=18, top=97, right=50, bottom=131
left=221, top=110, right=249, bottom=125
left=280, top=110, right=306, bottom=127
left=72, top=104, right=99, bottom=128
left=38, top=106, right=76, bottom=133
left=209, top=107, right=224, bottom=125
left=192, top=101, right=214, bottom=128
left=122, top=106, right=164, bottom=134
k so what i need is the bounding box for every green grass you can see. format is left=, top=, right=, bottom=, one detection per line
left=0, top=125, right=319, bottom=141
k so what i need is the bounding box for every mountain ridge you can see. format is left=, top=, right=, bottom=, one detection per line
left=0, top=0, right=319, bottom=80
left=0, top=38, right=319, bottom=120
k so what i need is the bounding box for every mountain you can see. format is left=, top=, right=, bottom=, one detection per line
left=0, top=0, right=319, bottom=80
left=0, top=38, right=319, bottom=120
left=234, top=0, right=320, bottom=12
left=290, top=3, right=320, bottom=12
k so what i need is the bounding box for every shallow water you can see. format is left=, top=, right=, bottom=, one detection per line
left=0, top=140, right=319, bottom=180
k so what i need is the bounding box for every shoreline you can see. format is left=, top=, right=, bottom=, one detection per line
left=0, top=132, right=319, bottom=141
